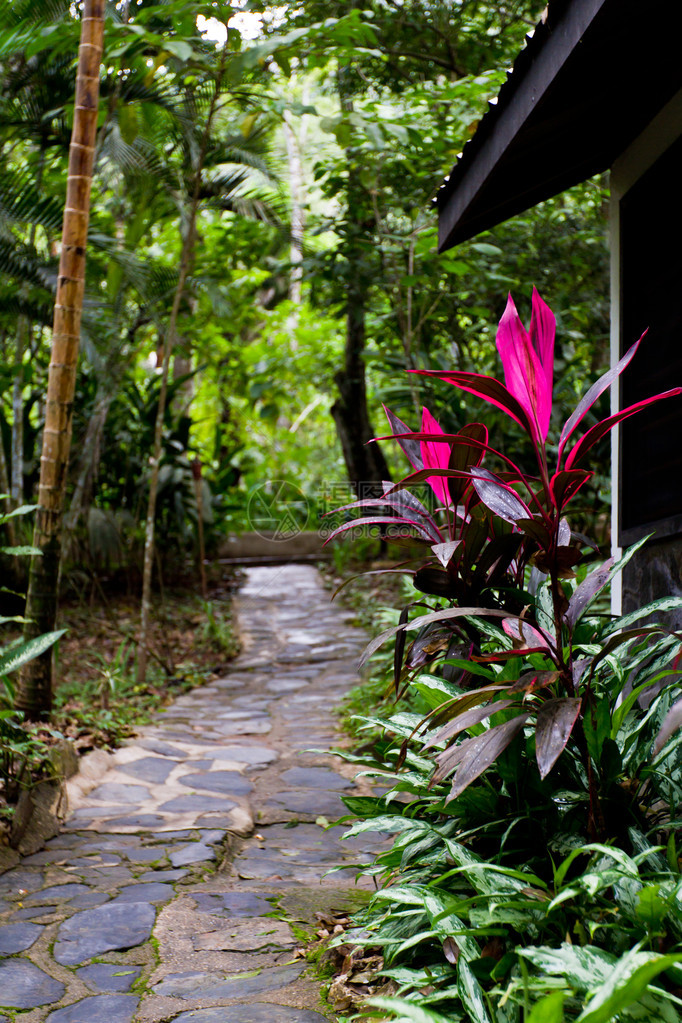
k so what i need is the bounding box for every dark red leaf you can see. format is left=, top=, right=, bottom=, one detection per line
left=329, top=492, right=441, bottom=543
left=405, top=625, right=453, bottom=669
left=564, top=557, right=614, bottom=628
left=413, top=566, right=459, bottom=598
left=516, top=517, right=551, bottom=547
left=477, top=534, right=523, bottom=585
left=565, top=388, right=682, bottom=469
left=550, top=470, right=592, bottom=510
left=386, top=466, right=474, bottom=496
left=447, top=423, right=488, bottom=506
left=503, top=618, right=552, bottom=651
left=474, top=648, right=550, bottom=663
left=358, top=606, right=511, bottom=669
left=429, top=699, right=515, bottom=749
left=443, top=714, right=530, bottom=799
left=383, top=406, right=423, bottom=469
left=572, top=658, right=589, bottom=691
left=557, top=333, right=646, bottom=460
left=532, top=546, right=582, bottom=576
left=508, top=670, right=560, bottom=694
left=471, top=468, right=532, bottom=524
left=443, top=937, right=460, bottom=965
left=459, top=512, right=489, bottom=572
left=427, top=686, right=510, bottom=732
left=324, top=515, right=433, bottom=544
left=381, top=482, right=442, bottom=537
left=535, top=698, right=582, bottom=779
left=394, top=606, right=410, bottom=695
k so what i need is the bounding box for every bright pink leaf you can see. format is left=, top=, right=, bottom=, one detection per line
left=496, top=290, right=555, bottom=443
left=421, top=407, right=452, bottom=506
left=565, top=388, right=682, bottom=469
left=557, top=333, right=646, bottom=461
left=410, top=369, right=535, bottom=438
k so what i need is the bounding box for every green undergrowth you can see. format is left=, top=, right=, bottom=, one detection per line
left=0, top=587, right=239, bottom=828
left=52, top=591, right=238, bottom=749
left=326, top=569, right=682, bottom=1023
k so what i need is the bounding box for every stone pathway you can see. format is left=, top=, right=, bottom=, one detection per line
left=0, top=565, right=386, bottom=1022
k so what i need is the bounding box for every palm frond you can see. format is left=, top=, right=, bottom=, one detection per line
left=0, top=286, right=53, bottom=325
left=0, top=239, right=55, bottom=290
left=0, top=169, right=64, bottom=234
left=212, top=192, right=282, bottom=226
left=87, top=232, right=178, bottom=306
left=198, top=169, right=250, bottom=199
left=5, top=0, right=70, bottom=26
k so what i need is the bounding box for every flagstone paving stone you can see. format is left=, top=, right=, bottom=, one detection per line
left=53, top=901, right=157, bottom=965
left=169, top=1006, right=328, bottom=1023
left=0, top=920, right=43, bottom=953
left=0, top=959, right=65, bottom=1008
left=0, top=564, right=390, bottom=1021
left=77, top=964, right=143, bottom=992
left=44, top=994, right=139, bottom=1023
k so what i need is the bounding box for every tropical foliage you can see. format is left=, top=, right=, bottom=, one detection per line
left=328, top=293, right=682, bottom=1022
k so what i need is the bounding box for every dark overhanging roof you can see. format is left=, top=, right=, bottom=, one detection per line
left=437, top=0, right=682, bottom=251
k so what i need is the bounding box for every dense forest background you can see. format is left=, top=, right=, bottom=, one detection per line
left=0, top=0, right=610, bottom=578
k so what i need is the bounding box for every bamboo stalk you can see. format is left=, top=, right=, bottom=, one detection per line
left=16, top=0, right=105, bottom=720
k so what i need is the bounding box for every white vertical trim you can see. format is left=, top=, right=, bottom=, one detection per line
left=609, top=183, right=622, bottom=617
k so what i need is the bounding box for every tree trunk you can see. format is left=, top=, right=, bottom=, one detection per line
left=11, top=315, right=28, bottom=506
left=0, top=432, right=16, bottom=548
left=136, top=62, right=224, bottom=684
left=330, top=110, right=390, bottom=499
left=331, top=278, right=390, bottom=499
left=63, top=386, right=114, bottom=537
left=16, top=0, right=104, bottom=720
left=283, top=103, right=306, bottom=311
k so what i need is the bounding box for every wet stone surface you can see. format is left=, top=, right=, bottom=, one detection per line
left=0, top=564, right=389, bottom=1021
left=44, top=994, right=139, bottom=1023
left=0, top=959, right=65, bottom=1009
left=77, top=963, right=143, bottom=992
left=54, top=901, right=157, bottom=965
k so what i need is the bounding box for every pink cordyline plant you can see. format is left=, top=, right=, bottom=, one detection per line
left=327, top=291, right=682, bottom=817
left=330, top=289, right=682, bottom=586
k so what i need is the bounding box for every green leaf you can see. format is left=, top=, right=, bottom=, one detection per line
left=0, top=503, right=37, bottom=521
left=366, top=995, right=452, bottom=1023
left=518, top=944, right=615, bottom=992
left=576, top=948, right=682, bottom=1023
left=554, top=843, right=639, bottom=889
left=422, top=892, right=479, bottom=960
left=0, top=630, right=66, bottom=676
left=470, top=242, right=503, bottom=257
left=635, top=885, right=670, bottom=929
left=0, top=545, right=41, bottom=557
left=603, top=596, right=682, bottom=636
left=527, top=991, right=565, bottom=1023
left=583, top=697, right=611, bottom=765
left=458, top=959, right=492, bottom=1023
